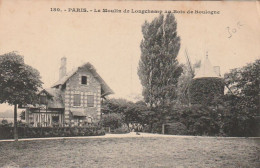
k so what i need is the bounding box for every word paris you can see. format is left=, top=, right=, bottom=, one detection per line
left=50, top=8, right=220, bottom=15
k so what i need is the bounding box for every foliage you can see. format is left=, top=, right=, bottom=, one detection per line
left=167, top=59, right=260, bottom=136
left=0, top=52, right=43, bottom=106
left=177, top=60, right=201, bottom=104
left=101, top=113, right=124, bottom=130
left=138, top=13, right=183, bottom=108
left=102, top=98, right=131, bottom=114
left=0, top=125, right=105, bottom=139
left=102, top=98, right=150, bottom=126
left=0, top=51, right=43, bottom=141
left=223, top=59, right=260, bottom=136
left=101, top=98, right=164, bottom=133
left=0, top=119, right=12, bottom=127
left=112, top=124, right=130, bottom=134
left=189, top=78, right=224, bottom=106
left=123, top=101, right=150, bottom=125
left=20, top=111, right=25, bottom=120
left=221, top=102, right=258, bottom=137
left=169, top=104, right=224, bottom=136
left=224, top=59, right=259, bottom=112
left=102, top=98, right=137, bottom=124
left=164, top=122, right=188, bottom=135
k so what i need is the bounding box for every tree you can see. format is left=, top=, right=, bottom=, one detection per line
left=224, top=59, right=259, bottom=112
left=101, top=113, right=124, bottom=130
left=0, top=52, right=43, bottom=141
left=102, top=98, right=131, bottom=115
left=102, top=98, right=148, bottom=126
left=138, top=14, right=183, bottom=130
left=138, top=13, right=183, bottom=109
left=223, top=59, right=260, bottom=136
left=177, top=60, right=201, bottom=104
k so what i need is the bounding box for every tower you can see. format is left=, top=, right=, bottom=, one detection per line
left=188, top=52, right=224, bottom=106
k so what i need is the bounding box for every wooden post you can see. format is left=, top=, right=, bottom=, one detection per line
left=14, top=104, right=18, bottom=141
left=109, top=111, right=111, bottom=133
left=46, top=100, right=48, bottom=127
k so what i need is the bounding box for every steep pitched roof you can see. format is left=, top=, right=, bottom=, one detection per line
left=40, top=88, right=64, bottom=108
left=194, top=56, right=221, bottom=79
left=51, top=62, right=114, bottom=96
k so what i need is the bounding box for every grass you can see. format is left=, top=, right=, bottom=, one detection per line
left=0, top=136, right=259, bottom=168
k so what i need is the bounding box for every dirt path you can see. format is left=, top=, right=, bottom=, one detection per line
left=1, top=132, right=259, bottom=142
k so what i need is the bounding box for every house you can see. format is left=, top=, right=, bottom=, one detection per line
left=23, top=57, right=114, bottom=127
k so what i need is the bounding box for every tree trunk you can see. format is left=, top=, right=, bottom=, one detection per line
left=14, top=104, right=18, bottom=141
left=162, top=124, right=165, bottom=134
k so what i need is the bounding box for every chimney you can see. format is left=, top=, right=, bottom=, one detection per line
left=59, top=57, right=67, bottom=79
left=213, top=66, right=221, bottom=77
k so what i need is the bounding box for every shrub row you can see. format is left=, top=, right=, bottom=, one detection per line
left=0, top=126, right=105, bottom=140
left=111, top=124, right=130, bottom=134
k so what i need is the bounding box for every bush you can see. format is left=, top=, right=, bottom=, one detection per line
left=0, top=125, right=105, bottom=140
left=0, top=119, right=12, bottom=127
left=221, top=106, right=259, bottom=137
left=168, top=104, right=224, bottom=136
left=101, top=113, right=124, bottom=130
left=164, top=122, right=188, bottom=135
left=112, top=124, right=129, bottom=134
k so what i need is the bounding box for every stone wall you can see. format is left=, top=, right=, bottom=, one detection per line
left=63, top=66, right=101, bottom=126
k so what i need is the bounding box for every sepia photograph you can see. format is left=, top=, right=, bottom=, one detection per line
left=0, top=0, right=259, bottom=167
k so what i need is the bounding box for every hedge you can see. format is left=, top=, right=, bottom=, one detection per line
left=111, top=124, right=130, bottom=134
left=0, top=126, right=105, bottom=140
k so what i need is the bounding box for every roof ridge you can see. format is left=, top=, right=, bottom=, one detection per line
left=194, top=55, right=221, bottom=79
left=50, top=62, right=114, bottom=96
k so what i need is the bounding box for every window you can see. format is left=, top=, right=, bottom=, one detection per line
left=39, top=95, right=47, bottom=104
left=81, top=76, right=87, bottom=85
left=73, top=94, right=81, bottom=106
left=87, top=95, right=94, bottom=107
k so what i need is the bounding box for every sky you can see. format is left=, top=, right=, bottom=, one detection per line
left=0, top=0, right=259, bottom=112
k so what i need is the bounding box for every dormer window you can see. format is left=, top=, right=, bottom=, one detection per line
left=39, top=95, right=47, bottom=104
left=81, top=76, right=87, bottom=85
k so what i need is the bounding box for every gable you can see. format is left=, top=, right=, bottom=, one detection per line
left=38, top=88, right=64, bottom=108
left=51, top=62, right=114, bottom=96
left=65, top=67, right=99, bottom=87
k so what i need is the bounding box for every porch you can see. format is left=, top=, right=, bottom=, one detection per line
left=26, top=108, right=64, bottom=127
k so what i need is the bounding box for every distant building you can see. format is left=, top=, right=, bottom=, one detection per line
left=22, top=57, right=114, bottom=127
left=193, top=54, right=221, bottom=79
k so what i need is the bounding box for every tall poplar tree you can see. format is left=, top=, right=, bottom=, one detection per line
left=138, top=13, right=183, bottom=109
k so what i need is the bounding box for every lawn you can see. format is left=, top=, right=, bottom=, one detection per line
left=0, top=136, right=259, bottom=168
